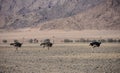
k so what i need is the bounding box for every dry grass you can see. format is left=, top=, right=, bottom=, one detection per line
left=0, top=43, right=120, bottom=73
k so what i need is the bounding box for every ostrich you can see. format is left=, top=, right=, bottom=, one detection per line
left=10, top=41, right=23, bottom=51
left=89, top=41, right=101, bottom=48
left=40, top=39, right=53, bottom=50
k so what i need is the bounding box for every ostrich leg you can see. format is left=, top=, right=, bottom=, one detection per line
left=48, top=47, right=49, bottom=50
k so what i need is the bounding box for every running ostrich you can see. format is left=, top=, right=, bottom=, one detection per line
left=89, top=41, right=101, bottom=48
left=40, top=39, right=53, bottom=50
left=10, top=41, right=23, bottom=51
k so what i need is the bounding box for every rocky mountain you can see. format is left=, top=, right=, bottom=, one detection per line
left=39, top=0, right=120, bottom=30
left=0, top=0, right=120, bottom=30
left=0, top=0, right=104, bottom=29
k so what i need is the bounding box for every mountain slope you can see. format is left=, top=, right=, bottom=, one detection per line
left=39, top=0, right=120, bottom=30
left=0, top=0, right=104, bottom=29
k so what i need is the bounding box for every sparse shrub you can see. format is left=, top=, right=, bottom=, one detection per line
left=107, top=38, right=118, bottom=43
left=107, top=38, right=114, bottom=43
left=80, top=38, right=86, bottom=42
left=86, top=39, right=92, bottom=42
left=113, top=39, right=117, bottom=42
left=14, top=40, right=18, bottom=43
left=118, top=39, right=120, bottom=43
left=75, top=38, right=92, bottom=43
left=43, top=39, right=50, bottom=43
left=34, top=38, right=38, bottom=43
left=28, top=38, right=39, bottom=43
left=75, top=40, right=80, bottom=43
left=2, top=39, right=7, bottom=43
left=100, top=39, right=106, bottom=43
left=64, top=39, right=73, bottom=43
left=28, top=39, right=33, bottom=43
left=91, top=40, right=97, bottom=42
left=74, top=38, right=120, bottom=43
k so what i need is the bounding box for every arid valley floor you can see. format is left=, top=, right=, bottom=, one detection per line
left=0, top=30, right=120, bottom=73
left=0, top=43, right=120, bottom=73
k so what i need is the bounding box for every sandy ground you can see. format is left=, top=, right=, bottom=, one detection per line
left=0, top=30, right=120, bottom=43
left=0, top=43, right=120, bottom=73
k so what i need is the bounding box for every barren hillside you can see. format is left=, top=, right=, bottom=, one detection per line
left=0, top=0, right=119, bottom=30
left=0, top=0, right=104, bottom=29
left=39, top=0, right=120, bottom=30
